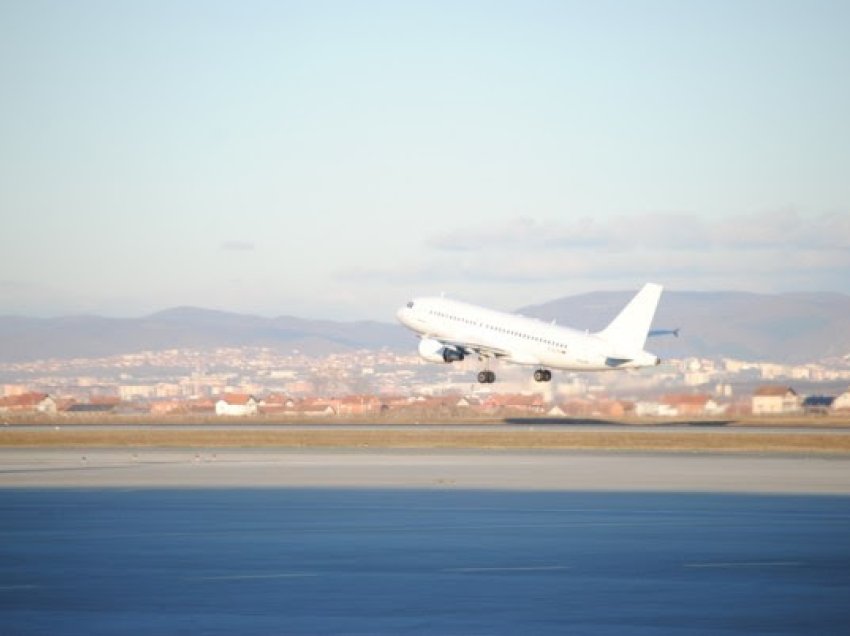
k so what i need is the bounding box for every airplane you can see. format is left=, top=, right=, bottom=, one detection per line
left=396, top=283, right=666, bottom=384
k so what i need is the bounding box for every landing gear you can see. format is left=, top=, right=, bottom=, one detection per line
left=477, top=370, right=496, bottom=384
left=533, top=369, right=552, bottom=382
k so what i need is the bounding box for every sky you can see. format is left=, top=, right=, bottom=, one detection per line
left=1, top=0, right=849, bottom=320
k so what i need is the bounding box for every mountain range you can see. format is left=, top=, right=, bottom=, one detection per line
left=1, top=291, right=848, bottom=364
left=0, top=307, right=412, bottom=363
left=520, top=291, right=850, bottom=363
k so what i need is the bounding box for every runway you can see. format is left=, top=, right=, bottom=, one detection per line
left=1, top=488, right=849, bottom=635
left=3, top=448, right=850, bottom=493
left=2, top=451, right=850, bottom=634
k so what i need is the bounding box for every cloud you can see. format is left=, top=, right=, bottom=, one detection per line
left=220, top=240, right=256, bottom=252
left=427, top=210, right=850, bottom=253
left=343, top=210, right=850, bottom=294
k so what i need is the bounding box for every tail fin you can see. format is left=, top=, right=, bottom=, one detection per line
left=598, top=283, right=663, bottom=353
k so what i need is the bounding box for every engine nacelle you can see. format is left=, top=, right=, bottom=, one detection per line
left=418, top=338, right=465, bottom=364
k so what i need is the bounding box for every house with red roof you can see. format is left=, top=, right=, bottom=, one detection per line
left=337, top=395, right=382, bottom=415
left=752, top=386, right=799, bottom=415
left=659, top=394, right=723, bottom=417
left=0, top=392, right=57, bottom=414
left=259, top=394, right=296, bottom=415
left=215, top=394, right=259, bottom=416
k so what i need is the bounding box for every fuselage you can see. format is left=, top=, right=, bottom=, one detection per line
left=397, top=296, right=659, bottom=371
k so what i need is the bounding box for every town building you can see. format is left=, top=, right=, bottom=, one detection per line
left=119, top=385, right=156, bottom=401
left=336, top=395, right=382, bottom=415
left=801, top=395, right=835, bottom=415
left=258, top=394, right=296, bottom=415
left=833, top=389, right=850, bottom=412
left=751, top=386, right=799, bottom=415
left=215, top=394, right=259, bottom=416
left=285, top=398, right=339, bottom=417
left=150, top=401, right=186, bottom=416
left=484, top=394, right=546, bottom=414
left=635, top=400, right=677, bottom=417
left=659, top=394, right=724, bottom=417
left=0, top=392, right=57, bottom=414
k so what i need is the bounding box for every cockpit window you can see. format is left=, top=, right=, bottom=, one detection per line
left=406, top=301, right=414, bottom=308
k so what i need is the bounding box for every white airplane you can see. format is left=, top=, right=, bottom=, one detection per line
left=396, top=283, right=665, bottom=384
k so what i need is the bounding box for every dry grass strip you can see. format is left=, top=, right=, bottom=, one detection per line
left=6, top=413, right=850, bottom=427
left=2, top=429, right=849, bottom=454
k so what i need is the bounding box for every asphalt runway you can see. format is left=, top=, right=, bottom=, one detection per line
left=2, top=449, right=850, bottom=493
left=2, top=488, right=850, bottom=635
left=3, top=451, right=850, bottom=634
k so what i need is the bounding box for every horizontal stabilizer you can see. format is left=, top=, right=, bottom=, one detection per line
left=648, top=328, right=679, bottom=338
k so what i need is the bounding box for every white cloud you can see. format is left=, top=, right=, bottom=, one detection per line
left=346, top=210, right=850, bottom=294
left=428, top=210, right=850, bottom=252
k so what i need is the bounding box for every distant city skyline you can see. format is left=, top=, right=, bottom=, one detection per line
left=1, top=1, right=848, bottom=320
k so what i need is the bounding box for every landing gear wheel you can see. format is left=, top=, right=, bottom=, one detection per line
left=534, top=369, right=552, bottom=382
left=478, top=371, right=496, bottom=384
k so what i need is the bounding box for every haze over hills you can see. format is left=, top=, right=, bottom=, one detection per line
left=0, top=291, right=848, bottom=364
left=0, top=307, right=412, bottom=363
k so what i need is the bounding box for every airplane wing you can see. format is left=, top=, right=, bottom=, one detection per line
left=426, top=334, right=512, bottom=359
left=450, top=340, right=543, bottom=365
left=453, top=341, right=511, bottom=359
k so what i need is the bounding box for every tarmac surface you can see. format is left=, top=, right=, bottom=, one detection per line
left=2, top=451, right=850, bottom=634
left=2, top=448, right=850, bottom=493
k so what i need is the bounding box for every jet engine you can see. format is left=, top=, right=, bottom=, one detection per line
left=418, top=338, right=465, bottom=363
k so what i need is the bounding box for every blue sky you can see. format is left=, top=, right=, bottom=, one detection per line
left=1, top=0, right=848, bottom=319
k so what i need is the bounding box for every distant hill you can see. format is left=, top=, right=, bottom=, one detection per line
left=1, top=291, right=848, bottom=363
left=0, top=307, right=411, bottom=363
left=520, top=290, right=850, bottom=363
